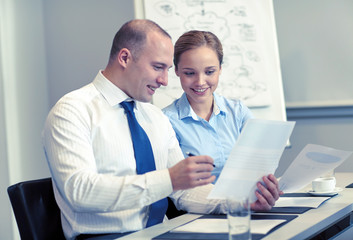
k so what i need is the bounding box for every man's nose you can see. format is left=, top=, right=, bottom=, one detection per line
left=157, top=71, right=168, bottom=86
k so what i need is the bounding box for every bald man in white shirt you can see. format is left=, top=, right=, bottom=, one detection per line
left=42, top=19, right=281, bottom=240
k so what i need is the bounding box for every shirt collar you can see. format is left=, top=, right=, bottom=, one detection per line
left=176, top=92, right=227, bottom=120
left=176, top=93, right=194, bottom=120
left=93, top=70, right=135, bottom=107
left=213, top=93, right=228, bottom=116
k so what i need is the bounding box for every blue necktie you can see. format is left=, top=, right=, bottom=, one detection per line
left=120, top=101, right=168, bottom=227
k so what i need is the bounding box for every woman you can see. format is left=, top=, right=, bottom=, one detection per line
left=163, top=30, right=253, bottom=181
left=163, top=30, right=282, bottom=211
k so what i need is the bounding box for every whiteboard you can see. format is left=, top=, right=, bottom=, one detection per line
left=135, top=0, right=287, bottom=121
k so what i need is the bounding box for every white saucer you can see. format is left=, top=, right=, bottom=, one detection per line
left=307, top=187, right=342, bottom=196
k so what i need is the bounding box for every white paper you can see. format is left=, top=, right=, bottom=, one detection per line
left=274, top=197, right=330, bottom=208
left=171, top=218, right=286, bottom=235
left=279, top=144, right=353, bottom=193
left=208, top=119, right=295, bottom=200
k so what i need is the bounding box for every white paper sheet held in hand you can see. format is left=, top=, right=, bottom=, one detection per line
left=278, top=144, right=353, bottom=193
left=208, top=119, right=295, bottom=201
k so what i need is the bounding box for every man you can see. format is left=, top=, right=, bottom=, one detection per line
left=42, top=19, right=281, bottom=240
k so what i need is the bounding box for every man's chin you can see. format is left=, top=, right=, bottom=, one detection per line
left=135, top=95, right=153, bottom=103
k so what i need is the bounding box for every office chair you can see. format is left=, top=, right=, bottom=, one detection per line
left=166, top=197, right=186, bottom=219
left=7, top=177, right=65, bottom=240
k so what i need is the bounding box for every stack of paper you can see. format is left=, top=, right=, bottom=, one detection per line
left=171, top=218, right=286, bottom=235
left=274, top=196, right=330, bottom=208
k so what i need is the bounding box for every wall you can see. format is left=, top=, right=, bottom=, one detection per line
left=43, top=0, right=135, bottom=107
left=273, top=0, right=353, bottom=107
left=0, top=19, right=12, bottom=240
left=0, top=1, right=134, bottom=239
left=0, top=1, right=50, bottom=239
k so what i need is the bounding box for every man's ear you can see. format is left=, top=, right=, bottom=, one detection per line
left=117, top=48, right=131, bottom=68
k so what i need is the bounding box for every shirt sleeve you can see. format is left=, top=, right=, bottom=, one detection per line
left=169, top=185, right=227, bottom=214
left=42, top=100, right=173, bottom=213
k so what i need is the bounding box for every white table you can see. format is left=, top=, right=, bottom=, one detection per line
left=117, top=172, right=353, bottom=240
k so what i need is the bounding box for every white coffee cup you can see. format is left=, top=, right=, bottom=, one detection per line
left=312, top=177, right=336, bottom=192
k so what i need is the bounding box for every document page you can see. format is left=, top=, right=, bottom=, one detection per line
left=208, top=119, right=295, bottom=200
left=171, top=218, right=286, bottom=235
left=278, top=144, right=353, bottom=193
left=274, top=196, right=330, bottom=208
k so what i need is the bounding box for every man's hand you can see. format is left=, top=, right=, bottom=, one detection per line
left=250, top=174, right=283, bottom=211
left=169, top=155, right=216, bottom=191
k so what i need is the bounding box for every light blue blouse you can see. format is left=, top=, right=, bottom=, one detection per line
left=163, top=93, right=253, bottom=182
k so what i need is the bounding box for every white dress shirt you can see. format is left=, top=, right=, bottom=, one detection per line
left=42, top=71, right=226, bottom=239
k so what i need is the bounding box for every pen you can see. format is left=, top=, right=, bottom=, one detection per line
left=186, top=152, right=216, bottom=168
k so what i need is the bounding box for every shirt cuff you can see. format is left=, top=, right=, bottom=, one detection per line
left=146, top=169, right=173, bottom=202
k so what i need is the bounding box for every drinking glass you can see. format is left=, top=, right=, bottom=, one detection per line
left=226, top=197, right=251, bottom=240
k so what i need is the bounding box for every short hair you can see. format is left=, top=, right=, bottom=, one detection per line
left=174, top=30, right=223, bottom=70
left=108, top=19, right=171, bottom=64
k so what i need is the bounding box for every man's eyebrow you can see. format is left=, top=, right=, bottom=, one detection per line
left=153, top=62, right=166, bottom=66
left=153, top=62, right=172, bottom=69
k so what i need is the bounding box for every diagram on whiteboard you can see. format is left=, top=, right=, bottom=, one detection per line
left=144, top=0, right=276, bottom=108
